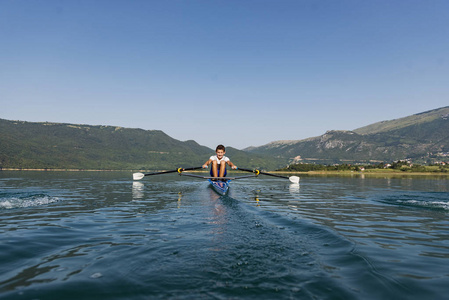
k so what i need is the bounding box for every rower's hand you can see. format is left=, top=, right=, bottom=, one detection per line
left=202, top=164, right=208, bottom=169
left=232, top=165, right=237, bottom=170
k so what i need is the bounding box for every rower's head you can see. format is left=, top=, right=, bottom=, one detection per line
left=215, top=144, right=226, bottom=159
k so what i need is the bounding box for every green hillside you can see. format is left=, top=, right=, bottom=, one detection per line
left=0, top=119, right=281, bottom=170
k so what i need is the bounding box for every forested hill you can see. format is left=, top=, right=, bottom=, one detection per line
left=245, top=106, right=449, bottom=165
left=0, top=119, right=280, bottom=170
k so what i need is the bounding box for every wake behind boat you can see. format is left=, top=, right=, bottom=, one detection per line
left=132, top=167, right=299, bottom=196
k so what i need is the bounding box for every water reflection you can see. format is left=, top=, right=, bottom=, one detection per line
left=289, top=183, right=300, bottom=194
left=177, top=192, right=182, bottom=208
left=132, top=181, right=144, bottom=200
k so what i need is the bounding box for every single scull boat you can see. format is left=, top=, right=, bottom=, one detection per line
left=208, top=179, right=230, bottom=196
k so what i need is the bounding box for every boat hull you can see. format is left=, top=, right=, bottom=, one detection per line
left=208, top=179, right=230, bottom=196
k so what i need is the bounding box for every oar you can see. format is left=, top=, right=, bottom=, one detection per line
left=133, top=166, right=203, bottom=180
left=237, top=167, right=300, bottom=184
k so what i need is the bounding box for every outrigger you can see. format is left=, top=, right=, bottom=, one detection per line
left=133, top=167, right=300, bottom=196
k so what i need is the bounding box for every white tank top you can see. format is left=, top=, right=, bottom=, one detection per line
left=210, top=155, right=229, bottom=165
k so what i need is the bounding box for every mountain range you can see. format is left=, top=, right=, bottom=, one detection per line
left=1, top=106, right=448, bottom=170
left=246, top=106, right=449, bottom=165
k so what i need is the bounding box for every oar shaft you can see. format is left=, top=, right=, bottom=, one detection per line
left=143, top=166, right=202, bottom=177
left=182, top=166, right=204, bottom=172
left=259, top=171, right=289, bottom=179
left=237, top=167, right=289, bottom=179
left=144, top=169, right=179, bottom=176
left=237, top=167, right=257, bottom=173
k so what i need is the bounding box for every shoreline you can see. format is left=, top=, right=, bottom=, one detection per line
left=2, top=168, right=449, bottom=177
left=0, top=168, right=124, bottom=172
left=272, top=170, right=449, bottom=177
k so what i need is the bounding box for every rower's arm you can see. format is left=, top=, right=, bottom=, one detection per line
left=227, top=160, right=237, bottom=169
left=202, top=159, right=212, bottom=168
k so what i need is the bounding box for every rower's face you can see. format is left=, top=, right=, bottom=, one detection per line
left=216, top=149, right=225, bottom=159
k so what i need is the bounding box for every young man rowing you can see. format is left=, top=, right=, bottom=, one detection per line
left=202, top=144, right=237, bottom=178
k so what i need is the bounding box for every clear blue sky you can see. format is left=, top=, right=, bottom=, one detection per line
left=1, top=0, right=448, bottom=149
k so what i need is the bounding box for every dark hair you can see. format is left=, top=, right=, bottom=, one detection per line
left=216, top=144, right=225, bottom=151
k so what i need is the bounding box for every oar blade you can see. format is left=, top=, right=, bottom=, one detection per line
left=289, top=176, right=300, bottom=184
left=133, top=172, right=145, bottom=180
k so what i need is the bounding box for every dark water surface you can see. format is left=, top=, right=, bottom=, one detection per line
left=1, top=171, right=448, bottom=299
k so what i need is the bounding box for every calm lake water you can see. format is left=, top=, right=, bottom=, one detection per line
left=1, top=171, right=448, bottom=299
